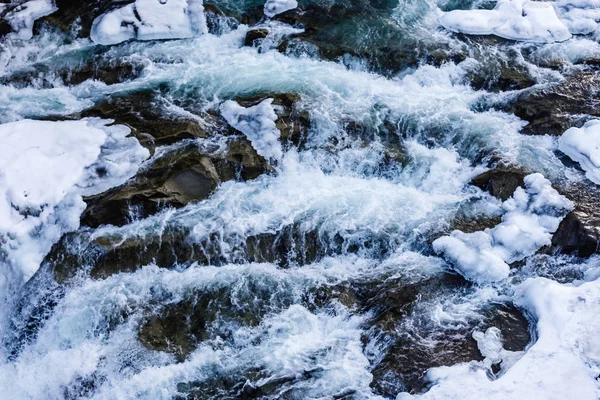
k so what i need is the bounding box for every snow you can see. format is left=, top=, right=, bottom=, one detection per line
left=558, top=119, right=600, bottom=184
left=221, top=98, right=283, bottom=161
left=398, top=276, right=600, bottom=400
left=554, top=0, right=600, bottom=35
left=433, top=174, right=572, bottom=284
left=264, top=0, right=298, bottom=18
left=4, top=0, right=57, bottom=40
left=0, top=119, right=149, bottom=297
left=90, top=0, right=207, bottom=46
left=439, top=0, right=572, bottom=43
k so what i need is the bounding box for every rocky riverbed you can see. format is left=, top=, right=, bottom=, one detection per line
left=0, top=0, right=599, bottom=399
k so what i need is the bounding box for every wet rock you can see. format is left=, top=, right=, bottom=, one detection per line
left=244, top=28, right=269, bottom=47
left=552, top=183, right=600, bottom=257
left=270, top=2, right=461, bottom=75
left=471, top=166, right=528, bottom=201
left=0, top=58, right=144, bottom=88
left=82, top=138, right=269, bottom=228
left=138, top=272, right=303, bottom=361
left=367, top=274, right=531, bottom=395
left=139, top=301, right=208, bottom=362
left=509, top=70, right=600, bottom=135
left=81, top=90, right=216, bottom=151
left=34, top=0, right=124, bottom=38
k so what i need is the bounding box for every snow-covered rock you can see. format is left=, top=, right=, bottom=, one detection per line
left=439, top=0, right=572, bottom=43
left=554, top=0, right=600, bottom=35
left=221, top=99, right=283, bottom=161
left=90, top=0, right=207, bottom=46
left=0, top=119, right=148, bottom=296
left=433, top=174, right=572, bottom=284
left=398, top=275, right=600, bottom=400
left=4, top=0, right=57, bottom=40
left=559, top=119, right=600, bottom=184
left=264, top=0, right=298, bottom=18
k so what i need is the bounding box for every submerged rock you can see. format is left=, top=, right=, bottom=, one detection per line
left=509, top=70, right=600, bottom=135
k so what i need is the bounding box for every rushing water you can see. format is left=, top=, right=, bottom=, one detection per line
left=0, top=0, right=600, bottom=399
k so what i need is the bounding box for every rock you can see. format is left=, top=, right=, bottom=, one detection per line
left=139, top=301, right=208, bottom=362
left=552, top=183, right=600, bottom=257
left=81, top=90, right=216, bottom=151
left=233, top=92, right=311, bottom=148
left=360, top=273, right=531, bottom=396
left=81, top=139, right=268, bottom=228
left=509, top=70, right=600, bottom=135
left=0, top=59, right=144, bottom=88
left=471, top=166, right=528, bottom=201
left=243, top=28, right=269, bottom=47
left=34, top=0, right=120, bottom=38
left=270, top=2, right=461, bottom=75
left=370, top=302, right=529, bottom=394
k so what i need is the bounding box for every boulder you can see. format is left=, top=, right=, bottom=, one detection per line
left=471, top=166, right=528, bottom=201
left=509, top=70, right=600, bottom=135
left=552, top=183, right=600, bottom=257
left=81, top=139, right=268, bottom=228
left=243, top=28, right=269, bottom=47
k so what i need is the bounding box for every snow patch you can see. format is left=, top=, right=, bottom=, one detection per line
left=433, top=174, right=572, bottom=284
left=554, top=0, right=600, bottom=35
left=558, top=119, right=600, bottom=184
left=439, top=0, right=572, bottom=43
left=90, top=0, right=207, bottom=46
left=221, top=98, right=283, bottom=161
left=0, top=119, right=148, bottom=298
left=4, top=0, right=57, bottom=40
left=264, top=0, right=298, bottom=18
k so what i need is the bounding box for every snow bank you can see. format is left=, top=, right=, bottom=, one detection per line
left=554, top=0, right=600, bottom=35
left=433, top=174, right=572, bottom=284
left=439, top=0, right=572, bottom=43
left=221, top=98, right=283, bottom=161
left=398, top=276, right=600, bottom=400
left=0, top=119, right=148, bottom=296
left=264, top=0, right=298, bottom=18
left=90, top=0, right=207, bottom=46
left=4, top=0, right=57, bottom=40
left=558, top=119, right=600, bottom=184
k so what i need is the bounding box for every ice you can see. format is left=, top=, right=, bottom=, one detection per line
left=90, top=0, right=207, bottom=46
left=439, top=0, right=572, bottom=43
left=433, top=174, right=572, bottom=284
left=264, top=0, right=298, bottom=18
left=554, top=0, right=600, bottom=35
left=399, top=276, right=600, bottom=400
left=221, top=98, right=283, bottom=161
left=0, top=119, right=148, bottom=299
left=4, top=0, right=57, bottom=40
left=558, top=119, right=600, bottom=184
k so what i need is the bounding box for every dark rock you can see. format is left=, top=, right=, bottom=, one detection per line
left=271, top=2, right=463, bottom=75
left=243, top=28, right=268, bottom=47
left=552, top=183, right=600, bottom=257
left=81, top=139, right=268, bottom=228
left=0, top=59, right=144, bottom=88
left=35, top=0, right=132, bottom=38
left=369, top=282, right=531, bottom=395
left=81, top=90, right=217, bottom=151
left=471, top=166, right=528, bottom=201
left=509, top=70, right=600, bottom=135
